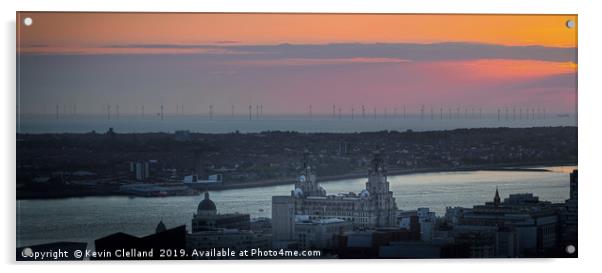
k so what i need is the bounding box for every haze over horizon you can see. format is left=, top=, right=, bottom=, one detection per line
left=17, top=13, right=577, bottom=116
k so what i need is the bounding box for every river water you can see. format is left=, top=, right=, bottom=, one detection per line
left=16, top=166, right=575, bottom=248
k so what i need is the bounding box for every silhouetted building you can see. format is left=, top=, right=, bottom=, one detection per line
left=271, top=195, right=296, bottom=248
left=336, top=228, right=421, bottom=258
left=379, top=241, right=442, bottom=258
left=191, top=192, right=250, bottom=232
left=187, top=192, right=268, bottom=257
left=559, top=169, right=578, bottom=255
left=493, top=187, right=501, bottom=207
left=94, top=225, right=186, bottom=260
left=399, top=208, right=436, bottom=242
left=565, top=170, right=578, bottom=227
left=186, top=228, right=270, bottom=257
left=444, top=188, right=563, bottom=257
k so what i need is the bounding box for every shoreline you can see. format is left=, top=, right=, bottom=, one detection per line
left=16, top=161, right=577, bottom=200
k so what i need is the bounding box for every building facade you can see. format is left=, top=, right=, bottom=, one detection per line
left=272, top=152, right=399, bottom=249
left=186, top=229, right=270, bottom=254
left=290, top=152, right=397, bottom=229
left=294, top=216, right=352, bottom=250
left=444, top=189, right=562, bottom=257
left=187, top=192, right=268, bottom=255
left=191, top=192, right=251, bottom=232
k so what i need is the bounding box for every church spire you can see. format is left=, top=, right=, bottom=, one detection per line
left=156, top=219, right=166, bottom=233
left=494, top=186, right=501, bottom=207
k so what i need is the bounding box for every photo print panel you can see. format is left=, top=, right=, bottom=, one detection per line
left=16, top=12, right=577, bottom=260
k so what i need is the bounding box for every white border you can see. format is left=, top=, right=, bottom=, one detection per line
left=2, top=1, right=601, bottom=273
left=2, top=0, right=581, bottom=14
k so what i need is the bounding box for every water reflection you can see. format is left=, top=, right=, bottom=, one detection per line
left=16, top=167, right=575, bottom=248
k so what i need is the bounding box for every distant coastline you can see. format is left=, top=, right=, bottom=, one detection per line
left=16, top=161, right=577, bottom=200
left=207, top=161, right=577, bottom=190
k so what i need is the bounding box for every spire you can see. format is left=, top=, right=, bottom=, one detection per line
left=303, top=150, right=309, bottom=169
left=204, top=191, right=210, bottom=200
left=371, top=151, right=384, bottom=173
left=156, top=219, right=166, bottom=233
left=303, top=150, right=311, bottom=178
left=494, top=186, right=501, bottom=207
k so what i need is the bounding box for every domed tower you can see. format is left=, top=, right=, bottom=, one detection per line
left=191, top=191, right=251, bottom=233
left=365, top=151, right=389, bottom=195
left=365, top=151, right=398, bottom=227
left=197, top=192, right=217, bottom=216
left=292, top=150, right=325, bottom=198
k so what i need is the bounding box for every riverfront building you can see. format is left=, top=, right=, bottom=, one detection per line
left=191, top=192, right=250, bottom=232
left=272, top=152, right=399, bottom=247
left=186, top=192, right=268, bottom=255
left=444, top=188, right=564, bottom=257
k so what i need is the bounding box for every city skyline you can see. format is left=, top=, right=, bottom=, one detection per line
left=15, top=12, right=579, bottom=261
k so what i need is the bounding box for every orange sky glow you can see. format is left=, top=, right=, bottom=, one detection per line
left=423, top=59, right=577, bottom=81
left=17, top=13, right=577, bottom=50
left=16, top=13, right=578, bottom=115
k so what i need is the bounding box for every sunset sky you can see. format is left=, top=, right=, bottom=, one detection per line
left=17, top=13, right=577, bottom=115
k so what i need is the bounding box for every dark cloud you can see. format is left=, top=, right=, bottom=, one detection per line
left=225, top=43, right=576, bottom=63
left=22, top=42, right=576, bottom=63
left=103, top=44, right=221, bottom=49
left=214, top=40, right=241, bottom=44
left=17, top=42, right=577, bottom=115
